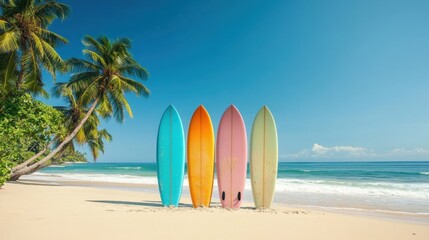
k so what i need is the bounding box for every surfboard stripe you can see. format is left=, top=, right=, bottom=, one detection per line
left=230, top=107, right=233, bottom=207
left=169, top=106, right=172, bottom=204
left=262, top=107, right=266, bottom=206
left=199, top=108, right=202, bottom=205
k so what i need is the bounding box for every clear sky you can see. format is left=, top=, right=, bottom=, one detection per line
left=40, top=0, right=429, bottom=162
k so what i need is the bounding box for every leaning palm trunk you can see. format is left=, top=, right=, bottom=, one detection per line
left=9, top=98, right=99, bottom=181
left=11, top=141, right=54, bottom=172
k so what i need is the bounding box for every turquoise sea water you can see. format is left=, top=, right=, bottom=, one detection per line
left=27, top=161, right=429, bottom=219
left=38, top=161, right=429, bottom=181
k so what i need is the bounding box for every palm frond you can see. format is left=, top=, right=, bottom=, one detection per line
left=0, top=29, right=20, bottom=52
left=40, top=28, right=68, bottom=46
left=75, top=78, right=100, bottom=106
left=29, top=32, right=45, bottom=58
left=117, top=75, right=150, bottom=97
left=65, top=58, right=100, bottom=72
left=0, top=19, right=9, bottom=30
left=82, top=35, right=105, bottom=54
left=107, top=89, right=127, bottom=122
left=75, top=127, right=86, bottom=144
left=98, top=129, right=112, bottom=142
left=67, top=71, right=99, bottom=89
left=96, top=92, right=113, bottom=119
left=117, top=62, right=149, bottom=80
left=34, top=0, right=70, bottom=22
left=40, top=37, right=63, bottom=65
left=21, top=47, right=45, bottom=95
left=82, top=49, right=106, bottom=67
left=1, top=51, right=17, bottom=89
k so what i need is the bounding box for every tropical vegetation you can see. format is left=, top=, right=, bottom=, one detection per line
left=0, top=0, right=69, bottom=97
left=0, top=0, right=150, bottom=186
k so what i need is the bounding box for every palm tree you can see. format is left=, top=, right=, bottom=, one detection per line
left=10, top=81, right=96, bottom=172
left=53, top=82, right=112, bottom=161
left=10, top=35, right=149, bottom=180
left=0, top=0, right=69, bottom=96
left=86, top=129, right=112, bottom=161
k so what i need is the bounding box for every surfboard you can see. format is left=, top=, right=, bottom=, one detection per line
left=156, top=105, right=185, bottom=207
left=250, top=106, right=278, bottom=209
left=216, top=105, right=247, bottom=209
left=187, top=105, right=215, bottom=208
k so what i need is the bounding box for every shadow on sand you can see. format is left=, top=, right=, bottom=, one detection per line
left=10, top=181, right=60, bottom=187
left=86, top=200, right=193, bottom=208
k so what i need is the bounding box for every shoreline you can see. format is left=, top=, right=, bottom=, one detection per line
left=16, top=176, right=429, bottom=225
left=32, top=161, right=429, bottom=220
left=1, top=182, right=428, bottom=240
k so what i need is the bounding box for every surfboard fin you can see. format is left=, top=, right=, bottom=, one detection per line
left=238, top=192, right=241, bottom=201
left=222, top=191, right=225, bottom=201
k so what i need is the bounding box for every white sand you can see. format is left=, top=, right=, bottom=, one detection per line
left=0, top=182, right=428, bottom=240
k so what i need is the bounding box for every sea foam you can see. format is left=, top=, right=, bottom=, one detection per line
left=273, top=178, right=429, bottom=199
left=27, top=172, right=429, bottom=200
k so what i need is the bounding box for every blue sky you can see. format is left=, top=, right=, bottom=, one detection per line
left=40, top=0, right=429, bottom=162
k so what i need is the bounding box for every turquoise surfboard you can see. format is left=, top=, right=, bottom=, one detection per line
left=156, top=105, right=185, bottom=207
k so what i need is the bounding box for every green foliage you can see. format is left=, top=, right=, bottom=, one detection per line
left=0, top=93, right=66, bottom=165
left=66, top=35, right=150, bottom=123
left=0, top=52, right=18, bottom=99
left=51, top=147, right=87, bottom=164
left=0, top=0, right=70, bottom=96
left=86, top=129, right=112, bottom=161
left=0, top=2, right=149, bottom=175
left=0, top=4, right=126, bottom=178
left=53, top=82, right=112, bottom=161
left=0, top=160, right=12, bottom=187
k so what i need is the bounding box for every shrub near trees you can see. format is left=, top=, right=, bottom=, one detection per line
left=0, top=0, right=150, bottom=186
left=0, top=93, right=66, bottom=167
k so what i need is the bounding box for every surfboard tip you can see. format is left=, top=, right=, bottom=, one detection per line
left=167, top=104, right=177, bottom=111
left=229, top=104, right=238, bottom=110
left=262, top=105, right=272, bottom=114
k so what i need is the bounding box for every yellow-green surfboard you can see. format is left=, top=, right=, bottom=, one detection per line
left=250, top=106, right=278, bottom=209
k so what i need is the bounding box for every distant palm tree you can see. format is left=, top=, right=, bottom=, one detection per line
left=53, top=82, right=112, bottom=161
left=0, top=0, right=69, bottom=96
left=10, top=35, right=149, bottom=180
left=86, top=129, right=112, bottom=161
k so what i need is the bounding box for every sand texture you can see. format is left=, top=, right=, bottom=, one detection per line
left=0, top=182, right=428, bottom=240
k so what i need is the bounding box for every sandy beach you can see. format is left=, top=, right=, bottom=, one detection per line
left=2, top=1, right=429, bottom=240
left=1, top=182, right=428, bottom=240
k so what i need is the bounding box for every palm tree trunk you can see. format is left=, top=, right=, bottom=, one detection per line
left=9, top=98, right=99, bottom=180
left=12, top=141, right=54, bottom=172
left=10, top=161, right=51, bottom=181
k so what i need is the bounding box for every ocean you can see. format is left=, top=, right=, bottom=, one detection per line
left=24, top=161, right=429, bottom=220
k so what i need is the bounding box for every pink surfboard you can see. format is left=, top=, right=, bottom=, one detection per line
left=216, top=105, right=248, bottom=208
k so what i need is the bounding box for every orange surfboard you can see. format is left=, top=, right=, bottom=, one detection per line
left=187, top=105, right=215, bottom=208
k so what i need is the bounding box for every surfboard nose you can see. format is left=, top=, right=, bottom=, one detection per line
left=262, top=105, right=270, bottom=111
left=165, top=104, right=175, bottom=114
left=197, top=104, right=206, bottom=111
